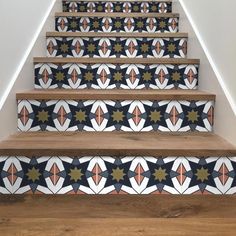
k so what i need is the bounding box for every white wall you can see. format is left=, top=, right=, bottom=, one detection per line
left=174, top=0, right=236, bottom=145
left=0, top=0, right=61, bottom=140
left=0, top=0, right=56, bottom=109
left=180, top=0, right=236, bottom=112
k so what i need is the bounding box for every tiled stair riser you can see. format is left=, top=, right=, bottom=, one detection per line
left=0, top=156, right=235, bottom=194
left=35, top=63, right=199, bottom=90
left=56, top=16, right=178, bottom=33
left=47, top=37, right=187, bottom=58
left=62, top=1, right=172, bottom=13
left=18, top=99, right=214, bottom=132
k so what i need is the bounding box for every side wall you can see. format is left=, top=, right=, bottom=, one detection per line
left=180, top=0, right=236, bottom=111
left=173, top=0, right=236, bottom=145
left=0, top=0, right=61, bottom=140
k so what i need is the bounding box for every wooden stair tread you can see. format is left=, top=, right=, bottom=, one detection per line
left=1, top=218, right=236, bottom=236
left=34, top=57, right=200, bottom=64
left=46, top=32, right=188, bottom=38
left=16, top=90, right=215, bottom=100
left=0, top=132, right=235, bottom=156
left=0, top=195, right=235, bottom=218
left=55, top=12, right=178, bottom=17
left=1, top=195, right=235, bottom=235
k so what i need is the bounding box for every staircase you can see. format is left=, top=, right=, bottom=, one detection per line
left=0, top=0, right=235, bottom=195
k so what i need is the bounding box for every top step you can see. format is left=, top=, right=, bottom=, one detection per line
left=63, top=1, right=172, bottom=13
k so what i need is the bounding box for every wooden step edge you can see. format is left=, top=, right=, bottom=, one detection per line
left=55, top=12, right=179, bottom=17
left=0, top=148, right=236, bottom=157
left=63, top=0, right=172, bottom=3
left=46, top=32, right=188, bottom=38
left=16, top=90, right=216, bottom=101
left=1, top=132, right=235, bottom=157
left=4, top=195, right=236, bottom=220
left=0, top=133, right=235, bottom=157
left=33, top=58, right=200, bottom=64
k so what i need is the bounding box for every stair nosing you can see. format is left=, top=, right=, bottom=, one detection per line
left=33, top=58, right=200, bottom=64
left=46, top=32, right=188, bottom=38
left=0, top=132, right=235, bottom=157
left=16, top=90, right=216, bottom=101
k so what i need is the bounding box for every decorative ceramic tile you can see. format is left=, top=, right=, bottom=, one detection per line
left=180, top=157, right=236, bottom=194
left=96, top=156, right=182, bottom=194
left=47, top=37, right=187, bottom=58
left=0, top=157, right=12, bottom=194
left=56, top=16, right=178, bottom=33
left=0, top=156, right=235, bottom=194
left=35, top=63, right=199, bottom=90
left=10, top=156, right=97, bottom=194
left=62, top=1, right=172, bottom=13
left=17, top=99, right=214, bottom=132
left=224, top=157, right=236, bottom=194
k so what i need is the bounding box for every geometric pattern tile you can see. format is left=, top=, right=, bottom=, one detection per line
left=34, top=63, right=199, bottom=90
left=0, top=157, right=13, bottom=194
left=62, top=1, right=172, bottom=13
left=0, top=156, right=235, bottom=194
left=46, top=37, right=187, bottom=58
left=17, top=99, right=214, bottom=132
left=56, top=16, right=178, bottom=33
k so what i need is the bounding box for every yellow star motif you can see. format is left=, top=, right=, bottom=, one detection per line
left=113, top=72, right=123, bottom=81
left=187, top=110, right=199, bottom=123
left=195, top=167, right=210, bottom=182
left=37, top=110, right=49, bottom=123
left=153, top=167, right=168, bottom=182
left=87, top=43, right=95, bottom=53
left=70, top=21, right=78, bottom=29
left=79, top=5, right=85, bottom=11
left=26, top=167, right=41, bottom=182
left=93, top=21, right=99, bottom=29
left=167, top=43, right=176, bottom=53
left=151, top=5, right=157, bottom=11
left=133, top=5, right=139, bottom=12
left=141, top=43, right=149, bottom=53
left=149, top=110, right=162, bottom=123
left=97, top=5, right=103, bottom=12
left=74, top=110, right=87, bottom=122
left=84, top=72, right=93, bottom=81
left=159, top=21, right=166, bottom=29
left=60, top=43, right=69, bottom=53
left=112, top=110, right=124, bottom=122
left=137, top=21, right=144, bottom=28
left=115, top=5, right=121, bottom=11
left=115, top=5, right=121, bottom=12
left=171, top=72, right=181, bottom=82
left=114, top=21, right=122, bottom=29
left=142, top=72, right=152, bottom=82
left=55, top=72, right=64, bottom=81
left=113, top=43, right=123, bottom=53
left=111, top=167, right=125, bottom=182
left=69, top=167, right=84, bottom=182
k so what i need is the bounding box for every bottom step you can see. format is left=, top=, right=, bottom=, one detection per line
left=0, top=196, right=236, bottom=235
left=0, top=133, right=235, bottom=194
left=0, top=195, right=235, bottom=218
